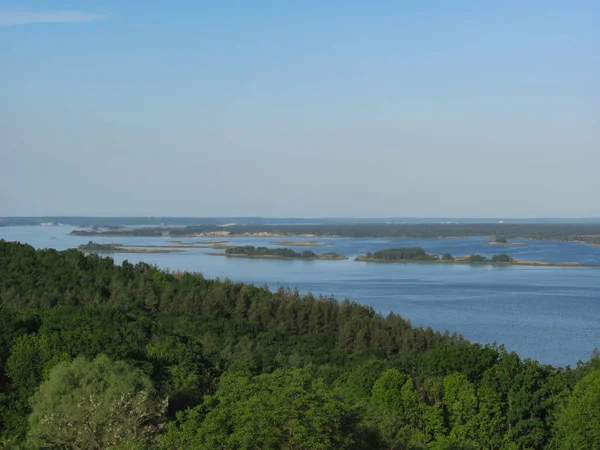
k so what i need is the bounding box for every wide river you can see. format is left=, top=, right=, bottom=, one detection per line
left=2, top=226, right=600, bottom=367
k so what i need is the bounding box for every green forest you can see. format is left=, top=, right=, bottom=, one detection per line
left=0, top=240, right=599, bottom=449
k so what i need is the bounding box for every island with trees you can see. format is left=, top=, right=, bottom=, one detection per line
left=356, top=247, right=596, bottom=267
left=355, top=247, right=518, bottom=264
left=219, top=245, right=346, bottom=260
left=0, top=239, right=599, bottom=448
left=486, top=236, right=527, bottom=246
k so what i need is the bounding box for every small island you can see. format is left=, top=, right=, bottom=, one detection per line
left=355, top=247, right=596, bottom=267
left=214, top=245, right=346, bottom=260
left=77, top=241, right=182, bottom=254
left=487, top=236, right=527, bottom=246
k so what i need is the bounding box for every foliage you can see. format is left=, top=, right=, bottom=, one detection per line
left=468, top=255, right=488, bottom=263
left=0, top=240, right=596, bottom=448
left=162, top=368, right=361, bottom=449
left=225, top=245, right=315, bottom=258
left=371, top=247, right=437, bottom=261
left=491, top=253, right=514, bottom=263
left=554, top=370, right=600, bottom=448
left=28, top=355, right=167, bottom=449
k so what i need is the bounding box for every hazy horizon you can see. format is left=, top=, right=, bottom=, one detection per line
left=2, top=215, right=600, bottom=224
left=2, top=1, right=598, bottom=217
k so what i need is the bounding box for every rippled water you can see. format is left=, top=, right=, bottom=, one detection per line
left=2, top=226, right=599, bottom=367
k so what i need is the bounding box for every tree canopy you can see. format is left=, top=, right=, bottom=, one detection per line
left=28, top=355, right=167, bottom=449
left=0, top=240, right=596, bottom=448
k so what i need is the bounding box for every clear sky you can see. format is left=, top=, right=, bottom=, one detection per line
left=1, top=1, right=599, bottom=217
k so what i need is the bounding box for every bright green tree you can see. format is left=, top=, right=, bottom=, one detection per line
left=28, top=355, right=167, bottom=449
left=371, top=369, right=409, bottom=411
left=443, top=373, right=478, bottom=444
left=555, top=370, right=600, bottom=449
left=162, top=368, right=360, bottom=449
left=371, top=369, right=432, bottom=447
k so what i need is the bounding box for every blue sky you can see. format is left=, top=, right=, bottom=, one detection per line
left=1, top=1, right=599, bottom=217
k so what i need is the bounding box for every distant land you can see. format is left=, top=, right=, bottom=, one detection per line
left=3, top=216, right=600, bottom=228
left=66, top=223, right=600, bottom=245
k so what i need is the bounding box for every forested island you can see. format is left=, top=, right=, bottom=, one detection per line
left=0, top=240, right=599, bottom=448
left=356, top=247, right=516, bottom=264
left=220, top=245, right=346, bottom=260
left=486, top=236, right=527, bottom=246
left=355, top=247, right=596, bottom=267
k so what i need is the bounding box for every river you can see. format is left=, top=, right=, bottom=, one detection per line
left=1, top=225, right=599, bottom=367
